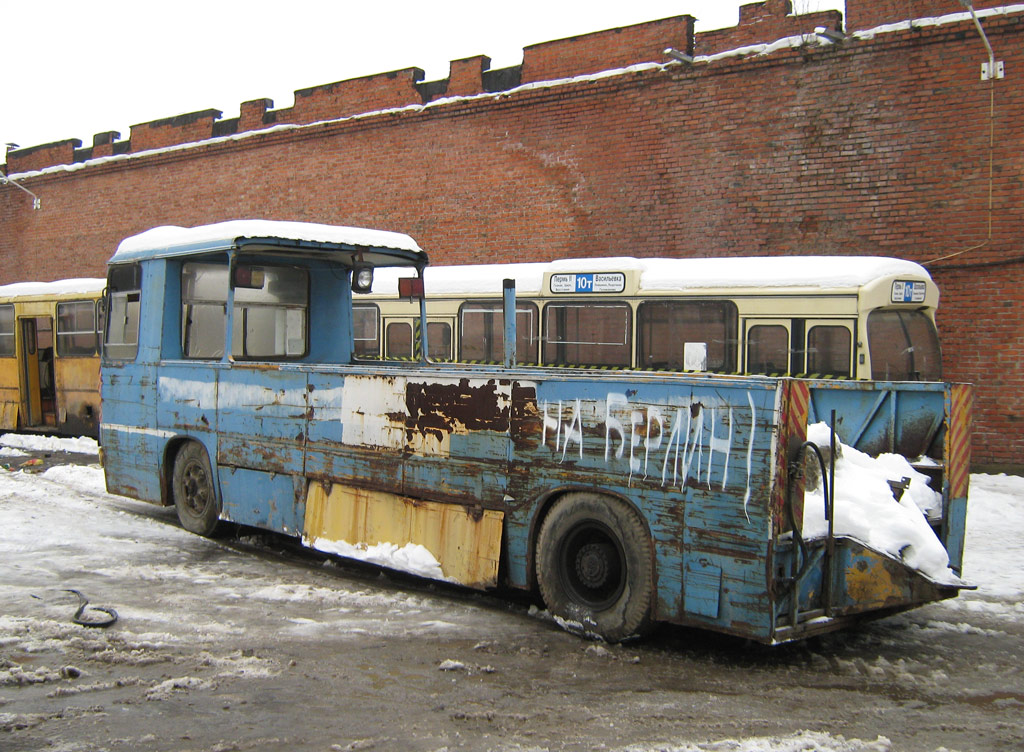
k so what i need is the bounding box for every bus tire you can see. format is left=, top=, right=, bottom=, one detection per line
left=172, top=441, right=221, bottom=537
left=536, top=493, right=654, bottom=642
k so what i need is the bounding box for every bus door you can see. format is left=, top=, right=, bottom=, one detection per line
left=383, top=316, right=417, bottom=360
left=801, top=320, right=854, bottom=379
left=744, top=319, right=796, bottom=376
left=745, top=318, right=854, bottom=378
left=19, top=316, right=56, bottom=428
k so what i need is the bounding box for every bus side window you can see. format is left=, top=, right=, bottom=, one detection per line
left=807, top=325, right=852, bottom=378
left=0, top=305, right=14, bottom=357
left=105, top=263, right=142, bottom=360
left=427, top=321, right=452, bottom=361
left=233, top=265, right=309, bottom=359
left=181, top=263, right=228, bottom=359
left=544, top=302, right=631, bottom=367
left=386, top=321, right=413, bottom=359
left=638, top=300, right=737, bottom=372
left=353, top=304, right=380, bottom=359
left=57, top=300, right=100, bottom=356
left=747, top=325, right=789, bottom=375
left=458, top=301, right=538, bottom=364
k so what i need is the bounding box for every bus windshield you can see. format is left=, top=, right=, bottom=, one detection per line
left=868, top=309, right=942, bottom=381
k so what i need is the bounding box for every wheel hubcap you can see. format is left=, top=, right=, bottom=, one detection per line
left=559, top=522, right=625, bottom=609
left=575, top=542, right=614, bottom=589
left=182, top=462, right=209, bottom=513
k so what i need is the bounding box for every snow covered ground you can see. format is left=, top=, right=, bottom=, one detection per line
left=1, top=432, right=1022, bottom=752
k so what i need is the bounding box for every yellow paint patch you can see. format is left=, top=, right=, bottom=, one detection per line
left=0, top=357, right=19, bottom=429
left=844, top=553, right=903, bottom=609
left=303, top=481, right=503, bottom=589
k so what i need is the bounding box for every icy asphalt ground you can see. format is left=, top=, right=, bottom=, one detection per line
left=1, top=435, right=1022, bottom=752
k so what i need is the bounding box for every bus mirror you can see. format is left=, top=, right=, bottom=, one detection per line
left=398, top=277, right=424, bottom=299
left=233, top=266, right=265, bottom=290
left=352, top=264, right=374, bottom=294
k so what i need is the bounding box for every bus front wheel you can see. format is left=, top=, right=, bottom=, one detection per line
left=172, top=441, right=221, bottom=537
left=536, top=493, right=654, bottom=642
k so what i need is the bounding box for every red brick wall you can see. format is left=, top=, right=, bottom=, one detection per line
left=129, top=110, right=222, bottom=152
left=847, top=0, right=1009, bottom=32
left=3, top=2, right=1023, bottom=469
left=4, top=139, right=81, bottom=173
left=697, top=0, right=842, bottom=55
left=521, top=15, right=694, bottom=82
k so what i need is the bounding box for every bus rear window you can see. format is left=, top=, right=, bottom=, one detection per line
left=868, top=310, right=942, bottom=381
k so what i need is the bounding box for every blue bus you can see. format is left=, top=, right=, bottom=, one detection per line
left=100, top=220, right=972, bottom=643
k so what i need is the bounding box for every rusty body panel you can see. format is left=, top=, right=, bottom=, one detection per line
left=304, top=481, right=503, bottom=588
left=99, top=222, right=972, bottom=644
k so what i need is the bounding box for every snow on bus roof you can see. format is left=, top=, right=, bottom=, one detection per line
left=112, top=219, right=423, bottom=262
left=372, top=263, right=550, bottom=295
left=0, top=278, right=106, bottom=298
left=371, top=256, right=930, bottom=295
left=630, top=256, right=930, bottom=290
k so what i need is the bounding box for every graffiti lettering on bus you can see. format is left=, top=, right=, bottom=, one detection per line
left=540, top=391, right=758, bottom=499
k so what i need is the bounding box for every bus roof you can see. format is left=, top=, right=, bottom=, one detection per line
left=0, top=278, right=106, bottom=299
left=110, top=220, right=426, bottom=267
left=368, top=256, right=932, bottom=296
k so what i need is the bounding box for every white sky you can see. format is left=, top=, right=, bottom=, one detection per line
left=2, top=1, right=843, bottom=159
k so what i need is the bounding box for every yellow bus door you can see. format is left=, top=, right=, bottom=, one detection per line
left=20, top=318, right=41, bottom=426
left=19, top=317, right=56, bottom=428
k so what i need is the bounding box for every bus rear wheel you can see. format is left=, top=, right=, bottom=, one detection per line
left=172, top=441, right=221, bottom=537
left=536, top=493, right=654, bottom=642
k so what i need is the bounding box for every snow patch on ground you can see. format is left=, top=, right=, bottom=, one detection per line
left=145, top=676, right=216, bottom=700
left=0, top=433, right=99, bottom=456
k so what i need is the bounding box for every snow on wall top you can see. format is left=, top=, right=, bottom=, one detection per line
left=8, top=5, right=1024, bottom=183
left=0, top=278, right=106, bottom=298
left=370, top=256, right=931, bottom=296
left=112, top=220, right=424, bottom=263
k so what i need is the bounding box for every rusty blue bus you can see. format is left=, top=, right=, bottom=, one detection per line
left=100, top=220, right=972, bottom=643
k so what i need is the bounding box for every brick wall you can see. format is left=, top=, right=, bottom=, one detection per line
left=3, top=1, right=1024, bottom=469
left=847, top=0, right=1009, bottom=32
left=697, top=0, right=842, bottom=54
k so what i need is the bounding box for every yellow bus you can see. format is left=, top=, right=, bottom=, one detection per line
left=353, top=256, right=942, bottom=381
left=0, top=279, right=106, bottom=438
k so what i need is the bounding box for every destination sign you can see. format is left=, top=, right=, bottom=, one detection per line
left=891, top=280, right=926, bottom=304
left=550, top=272, right=626, bottom=294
